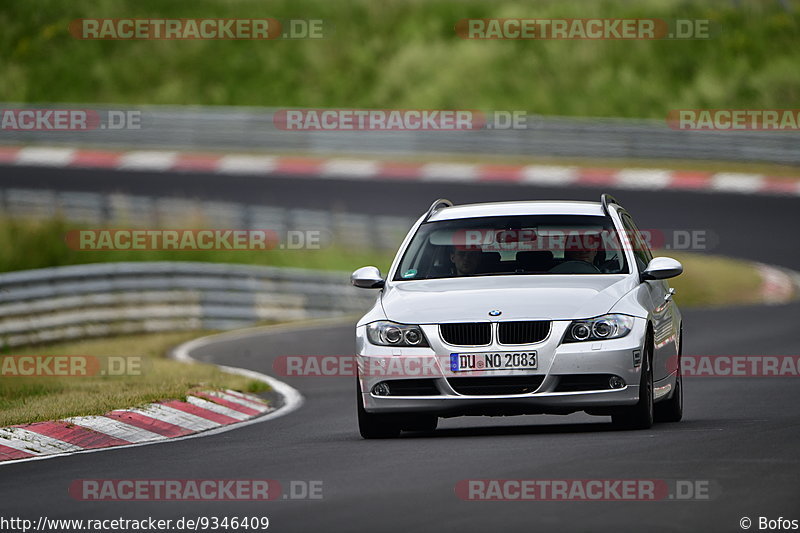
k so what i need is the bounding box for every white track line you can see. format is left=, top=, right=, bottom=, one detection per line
left=6, top=146, right=800, bottom=196
left=125, top=404, right=221, bottom=432
left=64, top=416, right=166, bottom=443
left=207, top=390, right=271, bottom=412
left=710, top=172, right=765, bottom=192
left=0, top=317, right=319, bottom=466
left=756, top=263, right=797, bottom=305
left=185, top=396, right=251, bottom=421
left=216, top=155, right=277, bottom=174
left=117, top=151, right=178, bottom=171
left=520, top=165, right=579, bottom=185
left=420, top=163, right=478, bottom=181
left=615, top=169, right=673, bottom=189
left=0, top=427, right=82, bottom=455
left=321, top=159, right=379, bottom=178
left=15, top=147, right=76, bottom=167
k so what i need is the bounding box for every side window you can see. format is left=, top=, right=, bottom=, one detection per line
left=620, top=213, right=652, bottom=272
left=630, top=216, right=654, bottom=264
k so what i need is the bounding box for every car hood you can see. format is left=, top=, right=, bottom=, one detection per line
left=381, top=275, right=635, bottom=323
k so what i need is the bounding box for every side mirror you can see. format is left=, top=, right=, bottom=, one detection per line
left=351, top=266, right=385, bottom=289
left=641, top=257, right=683, bottom=281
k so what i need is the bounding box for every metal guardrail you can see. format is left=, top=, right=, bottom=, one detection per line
left=0, top=186, right=403, bottom=348
left=0, top=262, right=376, bottom=348
left=0, top=187, right=413, bottom=251
left=1, top=104, right=799, bottom=164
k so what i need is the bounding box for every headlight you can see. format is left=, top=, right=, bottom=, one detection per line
left=562, top=314, right=634, bottom=343
left=366, top=321, right=429, bottom=347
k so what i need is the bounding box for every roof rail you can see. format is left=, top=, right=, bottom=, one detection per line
left=601, top=193, right=620, bottom=215
left=423, top=198, right=453, bottom=222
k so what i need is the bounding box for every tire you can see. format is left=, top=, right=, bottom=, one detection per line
left=655, top=335, right=683, bottom=423
left=356, top=380, right=401, bottom=439
left=612, top=334, right=654, bottom=430
left=400, top=415, right=438, bottom=432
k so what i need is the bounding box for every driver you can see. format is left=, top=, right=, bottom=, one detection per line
left=563, top=247, right=598, bottom=264
left=563, top=232, right=600, bottom=265
left=449, top=247, right=482, bottom=276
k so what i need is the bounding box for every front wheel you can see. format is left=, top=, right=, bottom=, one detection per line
left=357, top=380, right=401, bottom=439
left=655, top=340, right=683, bottom=423
left=612, top=336, right=654, bottom=430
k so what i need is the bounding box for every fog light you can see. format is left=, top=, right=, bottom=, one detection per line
left=608, top=376, right=625, bottom=389
left=371, top=382, right=391, bottom=396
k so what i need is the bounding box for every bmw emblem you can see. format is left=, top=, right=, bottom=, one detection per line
left=488, top=310, right=502, bottom=316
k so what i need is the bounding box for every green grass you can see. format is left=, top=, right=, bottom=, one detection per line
left=666, top=251, right=767, bottom=308
left=1, top=0, right=798, bottom=118
left=0, top=331, right=268, bottom=427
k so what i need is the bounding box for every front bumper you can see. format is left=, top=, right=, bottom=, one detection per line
left=356, top=318, right=647, bottom=416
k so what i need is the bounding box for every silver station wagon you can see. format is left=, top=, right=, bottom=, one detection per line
left=352, top=195, right=683, bottom=438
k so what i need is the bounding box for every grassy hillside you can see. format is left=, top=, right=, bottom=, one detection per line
left=0, top=217, right=395, bottom=274
left=1, top=0, right=797, bottom=117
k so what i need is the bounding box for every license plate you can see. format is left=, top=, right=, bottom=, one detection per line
left=450, top=351, right=537, bottom=372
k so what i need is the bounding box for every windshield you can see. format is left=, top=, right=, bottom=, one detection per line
left=393, top=214, right=629, bottom=281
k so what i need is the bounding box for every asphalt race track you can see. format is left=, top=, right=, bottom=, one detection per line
left=1, top=165, right=799, bottom=532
